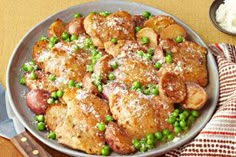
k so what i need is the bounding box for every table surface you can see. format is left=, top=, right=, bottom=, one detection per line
left=0, top=0, right=235, bottom=156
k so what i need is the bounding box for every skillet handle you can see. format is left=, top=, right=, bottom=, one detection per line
left=10, top=131, right=52, bottom=157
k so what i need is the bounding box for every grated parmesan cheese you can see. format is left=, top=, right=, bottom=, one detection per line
left=216, top=0, right=236, bottom=33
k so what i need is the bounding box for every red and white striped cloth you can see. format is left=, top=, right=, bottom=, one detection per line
left=166, top=43, right=236, bottom=157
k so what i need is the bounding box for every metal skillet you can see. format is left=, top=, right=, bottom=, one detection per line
left=6, top=1, right=219, bottom=156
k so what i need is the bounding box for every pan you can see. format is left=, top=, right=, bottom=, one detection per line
left=6, top=1, right=219, bottom=156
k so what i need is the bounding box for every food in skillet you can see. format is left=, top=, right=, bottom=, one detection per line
left=19, top=10, right=208, bottom=155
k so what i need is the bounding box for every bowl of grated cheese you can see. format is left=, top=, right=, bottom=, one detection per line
left=209, top=0, right=236, bottom=35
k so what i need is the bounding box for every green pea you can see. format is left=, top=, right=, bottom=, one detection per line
left=132, top=81, right=142, bottom=90
left=150, top=88, right=159, bottom=96
left=141, top=37, right=149, bottom=44
left=174, top=109, right=180, bottom=114
left=91, top=49, right=99, bottom=56
left=162, top=129, right=170, bottom=136
left=132, top=139, right=141, bottom=150
left=143, top=89, right=150, bottom=95
left=154, top=131, right=163, bottom=140
left=172, top=111, right=179, bottom=117
left=107, top=73, right=115, bottom=80
left=19, top=76, right=25, bottom=85
left=49, top=36, right=58, bottom=44
left=146, top=143, right=154, bottom=150
left=48, top=74, right=56, bottom=81
left=22, top=63, right=33, bottom=72
left=61, top=32, right=70, bottom=41
left=111, top=38, right=117, bottom=44
left=179, top=113, right=187, bottom=120
left=84, top=38, right=93, bottom=47
left=73, top=13, right=81, bottom=18
left=142, top=11, right=151, bottom=19
left=188, top=115, right=196, bottom=123
left=135, top=26, right=141, bottom=32
left=34, top=115, right=44, bottom=122
left=48, top=131, right=56, bottom=140
left=40, top=35, right=47, bottom=41
left=95, top=53, right=102, bottom=60
left=174, top=121, right=180, bottom=127
left=97, top=122, right=106, bottom=131
left=75, top=83, right=82, bottom=89
left=56, top=90, right=64, bottom=98
left=97, top=84, right=103, bottom=92
left=183, top=110, right=190, bottom=117
left=174, top=126, right=182, bottom=134
left=86, top=65, right=93, bottom=72
left=37, top=122, right=45, bottom=131
left=99, top=11, right=110, bottom=17
left=167, top=133, right=175, bottom=141
left=70, top=34, right=78, bottom=41
left=191, top=110, right=199, bottom=117
left=68, top=80, right=75, bottom=88
left=47, top=42, right=54, bottom=49
left=165, top=55, right=172, bottom=64
left=146, top=133, right=155, bottom=141
left=110, top=62, right=118, bottom=70
left=180, top=120, right=187, bottom=128
left=167, top=116, right=176, bottom=124
left=175, top=36, right=183, bottom=43
left=47, top=98, right=54, bottom=104
left=51, top=91, right=58, bottom=99
left=137, top=50, right=144, bottom=57
left=147, top=48, right=154, bottom=55
left=105, top=115, right=113, bottom=122
left=182, top=126, right=189, bottom=131
left=139, top=143, right=147, bottom=152
left=143, top=53, right=152, bottom=60
left=30, top=71, right=37, bottom=80
left=89, top=45, right=96, bottom=50
left=101, top=145, right=110, bottom=156
left=154, top=62, right=162, bottom=70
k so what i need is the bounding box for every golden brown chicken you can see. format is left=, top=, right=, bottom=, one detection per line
left=32, top=40, right=90, bottom=83
left=103, top=82, right=174, bottom=139
left=84, top=11, right=136, bottom=48
left=55, top=88, right=110, bottom=155
left=159, top=40, right=208, bottom=87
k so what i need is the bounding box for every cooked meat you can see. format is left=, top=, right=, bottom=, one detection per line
left=47, top=18, right=65, bottom=38
left=65, top=17, right=85, bottom=35
left=82, top=73, right=98, bottom=94
left=45, top=104, right=67, bottom=131
left=113, top=57, right=160, bottom=87
left=159, top=40, right=208, bottom=87
left=105, top=122, right=135, bottom=154
left=180, top=82, right=207, bottom=110
left=103, top=82, right=173, bottom=139
left=144, top=15, right=176, bottom=34
left=93, top=54, right=113, bottom=82
left=84, top=11, right=135, bottom=48
left=132, top=15, right=146, bottom=27
left=55, top=88, right=110, bottom=155
left=104, top=40, right=145, bottom=57
left=152, top=45, right=165, bottom=63
left=24, top=70, right=58, bottom=92
left=159, top=72, right=187, bottom=103
left=32, top=41, right=89, bottom=83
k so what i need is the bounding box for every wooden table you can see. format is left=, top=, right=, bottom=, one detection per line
left=0, top=0, right=235, bottom=156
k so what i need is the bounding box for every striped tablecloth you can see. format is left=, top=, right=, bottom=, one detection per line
left=166, top=44, right=236, bottom=157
